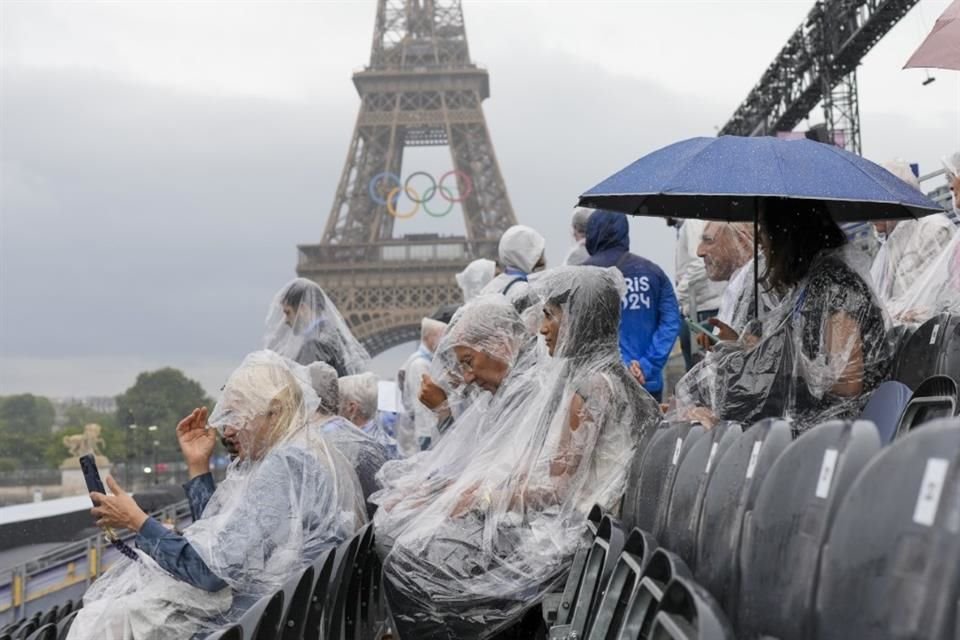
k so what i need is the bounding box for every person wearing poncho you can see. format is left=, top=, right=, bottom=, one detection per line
left=379, top=267, right=660, bottom=639
left=674, top=199, right=891, bottom=433
left=68, top=351, right=364, bottom=640
left=264, top=277, right=371, bottom=375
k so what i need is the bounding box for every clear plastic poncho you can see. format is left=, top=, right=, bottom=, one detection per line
left=674, top=247, right=891, bottom=433
left=883, top=229, right=960, bottom=326
left=70, top=351, right=364, bottom=640
left=373, top=296, right=541, bottom=544
left=480, top=225, right=546, bottom=313
left=264, top=278, right=371, bottom=375
left=456, top=258, right=496, bottom=303
left=377, top=268, right=660, bottom=639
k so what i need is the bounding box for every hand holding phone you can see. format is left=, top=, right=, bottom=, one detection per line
left=685, top=318, right=720, bottom=344
left=80, top=454, right=141, bottom=561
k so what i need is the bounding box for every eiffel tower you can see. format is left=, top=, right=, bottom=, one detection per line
left=297, top=0, right=517, bottom=356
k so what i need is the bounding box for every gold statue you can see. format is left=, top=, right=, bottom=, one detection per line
left=63, top=423, right=107, bottom=458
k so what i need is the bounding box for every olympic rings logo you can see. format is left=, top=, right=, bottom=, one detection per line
left=368, top=170, right=473, bottom=219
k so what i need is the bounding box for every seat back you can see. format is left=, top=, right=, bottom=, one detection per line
left=253, top=590, right=286, bottom=640
left=816, top=418, right=960, bottom=640
left=304, top=547, right=337, bottom=640
left=896, top=313, right=956, bottom=390
left=57, top=602, right=72, bottom=621
left=896, top=375, right=960, bottom=438
left=203, top=625, right=243, bottom=640
left=859, top=380, right=912, bottom=444
left=280, top=565, right=315, bottom=640
left=326, top=526, right=367, bottom=640
left=38, top=607, right=57, bottom=628
left=344, top=525, right=376, bottom=640
left=618, top=548, right=692, bottom=640
left=661, top=423, right=742, bottom=569
left=549, top=505, right=604, bottom=627
left=627, top=422, right=703, bottom=534
left=694, top=418, right=792, bottom=616
left=54, top=611, right=77, bottom=640
left=549, top=516, right=626, bottom=640
left=24, top=624, right=56, bottom=640
left=647, top=577, right=734, bottom=640
left=586, top=528, right=657, bottom=640
left=621, top=422, right=670, bottom=532
left=737, top=420, right=881, bottom=640
left=652, top=424, right=707, bottom=541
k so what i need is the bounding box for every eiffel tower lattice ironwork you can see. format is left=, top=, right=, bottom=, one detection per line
left=296, top=0, right=517, bottom=356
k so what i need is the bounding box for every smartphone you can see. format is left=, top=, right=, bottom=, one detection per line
left=80, top=454, right=117, bottom=539
left=80, top=455, right=139, bottom=561
left=686, top=318, right=720, bottom=344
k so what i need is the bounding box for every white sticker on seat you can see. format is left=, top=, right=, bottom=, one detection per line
left=671, top=437, right=683, bottom=466
left=705, top=442, right=719, bottom=475
left=913, top=458, right=949, bottom=527
left=815, top=449, right=839, bottom=499
left=745, top=441, right=762, bottom=479
left=930, top=323, right=941, bottom=345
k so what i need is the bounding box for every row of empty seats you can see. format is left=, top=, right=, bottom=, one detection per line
left=0, top=600, right=80, bottom=640
left=545, top=413, right=960, bottom=639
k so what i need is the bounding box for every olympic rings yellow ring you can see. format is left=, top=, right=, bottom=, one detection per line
left=386, top=186, right=420, bottom=219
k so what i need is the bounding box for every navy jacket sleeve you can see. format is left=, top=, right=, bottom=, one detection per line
left=135, top=518, right=228, bottom=592
left=638, top=272, right=682, bottom=378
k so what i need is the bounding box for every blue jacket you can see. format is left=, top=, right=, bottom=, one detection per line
left=583, top=210, right=681, bottom=394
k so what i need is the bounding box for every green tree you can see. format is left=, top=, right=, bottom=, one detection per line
left=115, top=368, right=212, bottom=466
left=0, top=394, right=56, bottom=469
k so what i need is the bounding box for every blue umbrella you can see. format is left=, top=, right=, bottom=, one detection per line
left=577, top=136, right=944, bottom=221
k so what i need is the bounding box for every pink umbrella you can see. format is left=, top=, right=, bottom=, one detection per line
left=904, top=0, right=960, bottom=71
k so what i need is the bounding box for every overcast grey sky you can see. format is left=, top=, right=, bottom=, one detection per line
left=1, top=0, right=958, bottom=398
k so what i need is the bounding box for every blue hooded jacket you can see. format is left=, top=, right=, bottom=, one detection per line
left=583, top=210, right=681, bottom=395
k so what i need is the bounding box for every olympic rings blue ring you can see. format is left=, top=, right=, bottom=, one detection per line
left=369, top=171, right=401, bottom=206
left=421, top=186, right=456, bottom=217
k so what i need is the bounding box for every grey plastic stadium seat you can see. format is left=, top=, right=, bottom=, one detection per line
left=344, top=525, right=376, bottom=640
left=617, top=547, right=692, bottom=640
left=816, top=417, right=960, bottom=640
left=647, top=577, right=734, bottom=640
left=895, top=313, right=960, bottom=390
left=24, top=624, right=55, bottom=640
left=237, top=589, right=284, bottom=640
left=280, top=565, right=315, bottom=640
left=326, top=526, right=368, bottom=640
left=737, top=420, right=881, bottom=640
left=626, top=422, right=704, bottom=535
left=652, top=422, right=708, bottom=542
left=548, top=515, right=626, bottom=640
left=695, top=418, right=792, bottom=618
left=661, top=422, right=742, bottom=570
left=585, top=527, right=657, bottom=640
left=895, top=375, right=959, bottom=438
left=859, top=380, right=912, bottom=444
left=544, top=504, right=604, bottom=627
left=304, top=547, right=337, bottom=640
left=203, top=626, right=242, bottom=640
left=54, top=611, right=77, bottom=640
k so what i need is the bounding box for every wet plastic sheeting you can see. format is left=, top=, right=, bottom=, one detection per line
left=623, top=422, right=703, bottom=535
left=674, top=247, right=891, bottom=434
left=737, top=420, right=881, bottom=640
left=661, top=422, right=742, bottom=571
left=883, top=234, right=960, bottom=328
left=816, top=418, right=960, bottom=640
left=694, top=418, right=792, bottom=616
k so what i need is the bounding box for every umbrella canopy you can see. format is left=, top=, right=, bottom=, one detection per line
left=905, top=0, right=960, bottom=71
left=578, top=136, right=944, bottom=222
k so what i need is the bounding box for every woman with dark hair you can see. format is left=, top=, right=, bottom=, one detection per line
left=264, top=278, right=371, bottom=375
left=675, top=198, right=891, bottom=433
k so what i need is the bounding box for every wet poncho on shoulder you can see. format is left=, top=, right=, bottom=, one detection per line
left=675, top=247, right=891, bottom=433
left=372, top=296, right=540, bottom=546
left=481, top=224, right=546, bottom=313
left=379, top=268, right=660, bottom=639
left=880, top=223, right=960, bottom=326
left=264, top=278, right=371, bottom=375
left=68, top=351, right=364, bottom=640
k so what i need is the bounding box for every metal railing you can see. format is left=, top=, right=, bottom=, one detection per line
left=0, top=500, right=193, bottom=625
left=298, top=238, right=499, bottom=267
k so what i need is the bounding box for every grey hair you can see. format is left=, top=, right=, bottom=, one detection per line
left=307, top=362, right=340, bottom=414
left=571, top=207, right=593, bottom=234
left=337, top=373, right=379, bottom=423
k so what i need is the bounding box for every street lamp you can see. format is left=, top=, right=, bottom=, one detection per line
left=148, top=426, right=159, bottom=486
